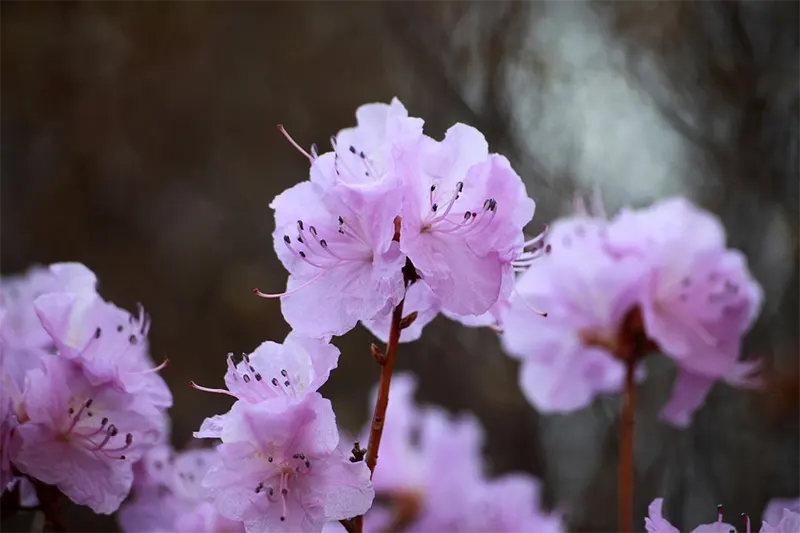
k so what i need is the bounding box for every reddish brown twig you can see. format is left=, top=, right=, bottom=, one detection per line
left=364, top=297, right=405, bottom=478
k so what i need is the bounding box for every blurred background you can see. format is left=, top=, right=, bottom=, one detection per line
left=1, top=1, right=797, bottom=531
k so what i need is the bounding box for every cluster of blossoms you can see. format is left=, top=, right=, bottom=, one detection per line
left=0, top=263, right=172, bottom=514
left=500, top=196, right=764, bottom=427
left=181, top=333, right=375, bottom=533
left=645, top=497, right=799, bottom=533
left=346, top=374, right=563, bottom=533
left=0, top=99, right=789, bottom=533
left=263, top=97, right=539, bottom=341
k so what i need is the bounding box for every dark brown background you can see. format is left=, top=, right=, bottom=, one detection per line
left=2, top=2, right=797, bottom=532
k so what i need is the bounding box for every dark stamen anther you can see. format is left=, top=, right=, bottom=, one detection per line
left=432, top=203, right=438, bottom=212
left=95, top=327, right=102, bottom=339
left=255, top=373, right=263, bottom=381
left=299, top=251, right=306, bottom=258
left=283, top=235, right=291, bottom=244
left=271, top=378, right=280, bottom=386
left=243, top=374, right=251, bottom=383
left=349, top=146, right=356, bottom=154
left=281, top=369, right=288, bottom=377
left=297, top=220, right=304, bottom=231
left=129, top=334, right=138, bottom=345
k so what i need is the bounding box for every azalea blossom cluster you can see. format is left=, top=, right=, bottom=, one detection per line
left=182, top=332, right=374, bottom=533
left=0, top=263, right=172, bottom=514
left=500, top=197, right=764, bottom=427
left=264, top=98, right=538, bottom=341
left=351, top=373, right=563, bottom=533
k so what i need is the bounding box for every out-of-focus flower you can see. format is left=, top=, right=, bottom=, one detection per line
left=761, top=499, right=800, bottom=533
left=13, top=355, right=164, bottom=514
left=644, top=498, right=736, bottom=533
left=605, top=198, right=763, bottom=426
left=119, top=446, right=244, bottom=533
left=197, top=393, right=373, bottom=533
left=501, top=216, right=642, bottom=413
left=500, top=196, right=762, bottom=427
left=761, top=498, right=800, bottom=531
left=361, top=373, right=561, bottom=533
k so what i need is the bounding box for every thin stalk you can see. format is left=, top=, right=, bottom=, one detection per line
left=619, top=357, right=636, bottom=533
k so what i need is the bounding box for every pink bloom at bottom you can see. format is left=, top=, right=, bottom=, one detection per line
left=199, top=394, right=374, bottom=533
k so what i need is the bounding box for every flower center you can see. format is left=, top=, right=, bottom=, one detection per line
left=62, top=397, right=134, bottom=460
left=420, top=182, right=499, bottom=238
left=253, top=452, right=313, bottom=523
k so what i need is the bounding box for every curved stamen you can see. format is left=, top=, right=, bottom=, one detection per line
left=277, top=125, right=313, bottom=162
left=129, top=359, right=169, bottom=376
left=253, top=269, right=330, bottom=299
left=512, top=287, right=548, bottom=318
left=189, top=381, right=237, bottom=398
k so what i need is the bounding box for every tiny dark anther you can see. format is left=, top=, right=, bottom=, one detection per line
left=359, top=151, right=365, bottom=158
left=305, top=460, right=311, bottom=468
left=309, top=226, right=317, bottom=236
left=120, top=455, right=126, bottom=460
left=284, top=380, right=290, bottom=387
left=85, top=399, right=94, bottom=407
left=297, top=220, right=304, bottom=230
left=68, top=407, right=75, bottom=415
left=255, top=373, right=263, bottom=381
left=283, top=235, right=291, bottom=244
left=101, top=417, right=109, bottom=426
left=349, top=145, right=356, bottom=154
left=281, top=488, right=288, bottom=495
left=299, top=251, right=306, bottom=258
left=430, top=184, right=436, bottom=192
left=281, top=369, right=288, bottom=377
left=268, top=456, right=273, bottom=462
left=87, top=411, right=93, bottom=417
left=109, top=425, right=119, bottom=436
left=456, top=181, right=463, bottom=192
left=280, top=517, right=286, bottom=522
left=116, top=325, right=124, bottom=332
left=297, top=236, right=304, bottom=244
left=95, top=327, right=102, bottom=339
left=464, top=211, right=471, bottom=219
left=338, top=215, right=344, bottom=225
left=432, top=203, right=438, bottom=212
left=243, top=374, right=251, bottom=383
left=320, top=239, right=327, bottom=247
left=272, top=377, right=280, bottom=386
left=129, top=334, right=138, bottom=345
left=125, top=433, right=133, bottom=445
left=545, top=244, right=552, bottom=254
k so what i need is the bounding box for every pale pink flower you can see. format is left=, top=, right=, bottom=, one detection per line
left=501, top=216, right=644, bottom=413
left=398, top=125, right=535, bottom=316
left=645, top=498, right=737, bottom=533
left=13, top=355, right=165, bottom=513
left=761, top=499, right=800, bottom=533
left=606, top=197, right=763, bottom=426
left=198, top=393, right=374, bottom=533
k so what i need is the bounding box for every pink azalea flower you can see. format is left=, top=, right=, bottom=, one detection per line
left=645, top=499, right=737, bottom=533
left=606, top=197, right=763, bottom=426
left=120, top=446, right=245, bottom=533
left=32, top=265, right=172, bottom=415
left=266, top=177, right=406, bottom=338
left=198, top=393, right=374, bottom=533
left=501, top=216, right=644, bottom=413
left=192, top=333, right=340, bottom=438
left=761, top=510, right=800, bottom=533
left=13, top=355, right=165, bottom=514
left=398, top=124, right=536, bottom=316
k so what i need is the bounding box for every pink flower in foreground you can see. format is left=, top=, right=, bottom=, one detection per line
left=13, top=355, right=164, bottom=513
left=262, top=100, right=419, bottom=338
left=192, top=332, right=339, bottom=406
left=398, top=124, right=535, bottom=316
left=264, top=98, right=540, bottom=338
left=606, top=197, right=763, bottom=427
left=645, top=498, right=737, bottom=533
left=501, top=216, right=644, bottom=413
left=197, top=393, right=373, bottom=533
left=119, top=446, right=244, bottom=533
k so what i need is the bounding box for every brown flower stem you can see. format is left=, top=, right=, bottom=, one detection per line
left=30, top=479, right=67, bottom=533
left=619, top=356, right=636, bottom=533
left=365, top=296, right=405, bottom=478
